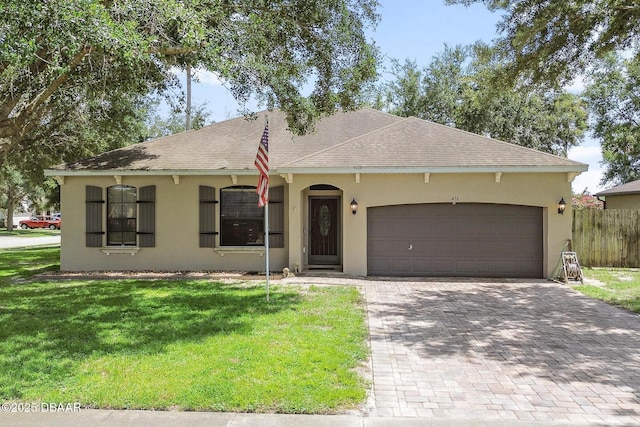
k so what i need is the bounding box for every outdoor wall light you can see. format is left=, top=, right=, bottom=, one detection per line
left=557, top=197, right=566, bottom=215
left=350, top=198, right=359, bottom=215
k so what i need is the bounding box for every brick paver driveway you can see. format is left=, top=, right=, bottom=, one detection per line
left=365, top=279, right=640, bottom=424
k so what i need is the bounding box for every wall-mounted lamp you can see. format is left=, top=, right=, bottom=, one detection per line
left=557, top=197, right=566, bottom=215
left=350, top=198, right=358, bottom=215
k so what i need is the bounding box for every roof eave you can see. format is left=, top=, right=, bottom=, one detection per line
left=595, top=190, right=640, bottom=197
left=44, top=169, right=257, bottom=177
left=45, top=164, right=588, bottom=178
left=275, top=165, right=589, bottom=174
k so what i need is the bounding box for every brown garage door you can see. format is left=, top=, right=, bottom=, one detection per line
left=367, top=203, right=542, bottom=278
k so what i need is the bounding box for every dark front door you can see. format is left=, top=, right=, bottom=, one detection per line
left=309, top=197, right=340, bottom=265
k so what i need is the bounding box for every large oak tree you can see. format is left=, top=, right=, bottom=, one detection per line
left=445, top=0, right=640, bottom=86
left=0, top=0, right=379, bottom=229
left=0, top=0, right=380, bottom=159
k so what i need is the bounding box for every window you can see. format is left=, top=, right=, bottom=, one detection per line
left=85, top=184, right=155, bottom=248
left=220, top=186, right=264, bottom=246
left=107, top=185, right=137, bottom=246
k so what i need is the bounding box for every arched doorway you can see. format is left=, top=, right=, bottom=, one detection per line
left=307, top=184, right=342, bottom=269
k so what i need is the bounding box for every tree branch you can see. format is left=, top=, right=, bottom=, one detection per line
left=17, top=44, right=92, bottom=122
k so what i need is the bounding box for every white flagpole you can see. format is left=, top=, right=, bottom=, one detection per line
left=256, top=115, right=270, bottom=302
left=265, top=201, right=270, bottom=302
left=264, top=114, right=270, bottom=302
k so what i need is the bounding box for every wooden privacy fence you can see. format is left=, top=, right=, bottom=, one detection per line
left=572, top=209, right=640, bottom=267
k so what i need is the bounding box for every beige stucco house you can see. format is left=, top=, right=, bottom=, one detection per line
left=595, top=180, right=640, bottom=209
left=45, top=108, right=587, bottom=278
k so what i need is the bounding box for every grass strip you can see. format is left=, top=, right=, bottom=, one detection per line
left=575, top=267, right=640, bottom=314
left=0, top=229, right=61, bottom=238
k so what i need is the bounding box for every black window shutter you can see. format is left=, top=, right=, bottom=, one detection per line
left=268, top=186, right=284, bottom=248
left=85, top=185, right=104, bottom=247
left=137, top=185, right=156, bottom=247
left=199, top=186, right=217, bottom=247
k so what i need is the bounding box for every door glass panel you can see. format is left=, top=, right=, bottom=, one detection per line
left=309, top=197, right=339, bottom=264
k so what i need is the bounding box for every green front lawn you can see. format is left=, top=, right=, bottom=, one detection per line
left=0, top=248, right=369, bottom=413
left=0, top=247, right=60, bottom=280
left=575, top=267, right=640, bottom=314
left=0, top=229, right=61, bottom=237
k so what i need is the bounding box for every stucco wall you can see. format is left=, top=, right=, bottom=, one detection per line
left=59, top=175, right=288, bottom=272
left=60, top=171, right=573, bottom=278
left=604, top=194, right=640, bottom=209
left=286, top=171, right=573, bottom=278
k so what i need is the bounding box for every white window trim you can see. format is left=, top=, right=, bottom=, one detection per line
left=214, top=247, right=265, bottom=257
left=101, top=247, right=140, bottom=256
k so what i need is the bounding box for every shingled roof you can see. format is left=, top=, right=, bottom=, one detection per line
left=595, top=180, right=640, bottom=196
left=47, top=108, right=587, bottom=176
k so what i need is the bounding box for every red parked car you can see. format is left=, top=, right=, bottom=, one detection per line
left=19, top=216, right=61, bottom=230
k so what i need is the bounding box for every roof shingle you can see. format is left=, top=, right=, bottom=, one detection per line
left=49, top=108, right=587, bottom=174
left=595, top=180, right=640, bottom=196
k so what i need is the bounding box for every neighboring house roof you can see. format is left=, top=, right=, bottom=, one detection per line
left=46, top=108, right=588, bottom=176
left=595, top=180, right=640, bottom=196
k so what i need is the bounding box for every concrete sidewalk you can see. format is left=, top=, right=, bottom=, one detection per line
left=0, top=235, right=60, bottom=249
left=0, top=409, right=549, bottom=427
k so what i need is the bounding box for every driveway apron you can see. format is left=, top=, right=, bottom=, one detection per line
left=365, top=279, right=640, bottom=424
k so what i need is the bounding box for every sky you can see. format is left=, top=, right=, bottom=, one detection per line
left=177, top=0, right=605, bottom=194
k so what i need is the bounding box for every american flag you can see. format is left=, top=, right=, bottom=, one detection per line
left=255, top=122, right=269, bottom=207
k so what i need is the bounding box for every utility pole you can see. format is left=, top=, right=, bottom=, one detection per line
left=186, top=64, right=192, bottom=131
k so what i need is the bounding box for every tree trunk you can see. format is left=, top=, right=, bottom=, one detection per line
left=6, top=198, right=15, bottom=231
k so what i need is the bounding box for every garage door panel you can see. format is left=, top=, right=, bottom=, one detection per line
left=519, top=260, right=542, bottom=275
left=491, top=240, right=522, bottom=256
left=368, top=219, right=391, bottom=237
left=411, top=221, right=432, bottom=237
left=388, top=239, right=413, bottom=253
left=367, top=203, right=542, bottom=278
left=389, top=221, right=413, bottom=237
left=368, top=239, right=390, bottom=256
left=456, top=260, right=479, bottom=275
left=513, top=228, right=541, bottom=239
left=429, top=220, right=455, bottom=238
left=475, top=224, right=499, bottom=235
left=391, top=259, right=411, bottom=274
left=499, top=219, right=537, bottom=235
left=454, top=239, right=482, bottom=257
left=431, top=259, right=457, bottom=275
left=368, top=258, right=389, bottom=275
left=476, top=260, right=498, bottom=275
left=456, top=221, right=482, bottom=235
left=408, top=242, right=430, bottom=255
left=495, top=261, right=520, bottom=275
left=412, top=259, right=431, bottom=273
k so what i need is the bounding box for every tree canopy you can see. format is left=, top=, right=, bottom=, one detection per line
left=0, top=0, right=380, bottom=159
left=445, top=0, right=640, bottom=86
left=584, top=54, right=640, bottom=185
left=146, top=98, right=212, bottom=139
left=377, top=44, right=588, bottom=156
